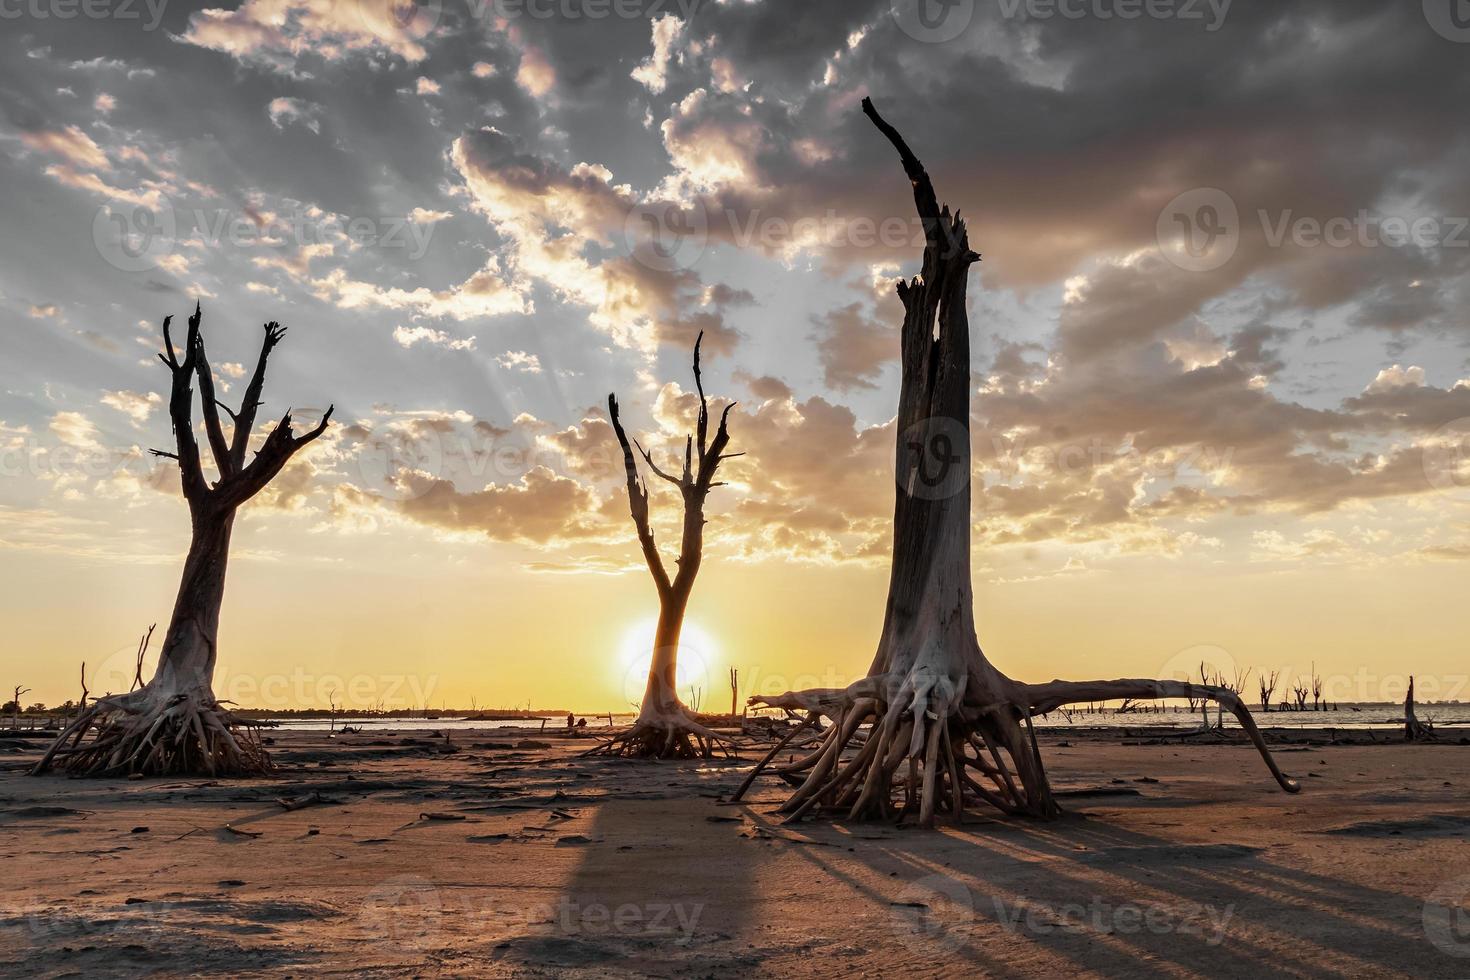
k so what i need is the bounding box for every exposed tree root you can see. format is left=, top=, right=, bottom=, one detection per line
left=584, top=709, right=735, bottom=760
left=748, top=674, right=1298, bottom=826
left=31, top=688, right=271, bottom=778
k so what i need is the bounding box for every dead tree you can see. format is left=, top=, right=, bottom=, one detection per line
left=1405, top=675, right=1435, bottom=742
left=744, top=98, right=1298, bottom=824
left=33, top=304, right=332, bottom=778
left=589, top=332, right=739, bottom=759
left=1311, top=667, right=1323, bottom=711
left=9, top=686, right=29, bottom=728
left=729, top=667, right=739, bottom=717
left=1258, top=670, right=1279, bottom=712
left=1291, top=681, right=1309, bottom=711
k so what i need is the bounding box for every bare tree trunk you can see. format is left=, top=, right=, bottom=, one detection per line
left=589, top=334, right=738, bottom=759
left=747, top=98, right=1298, bottom=824
left=1405, top=675, right=1434, bottom=742
left=33, top=306, right=332, bottom=778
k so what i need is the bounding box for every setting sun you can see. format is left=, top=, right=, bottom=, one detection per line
left=616, top=617, right=721, bottom=709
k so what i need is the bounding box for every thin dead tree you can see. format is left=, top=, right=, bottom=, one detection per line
left=1311, top=667, right=1323, bottom=712
left=590, top=332, right=739, bottom=759
left=1405, top=675, right=1435, bottom=742
left=33, top=305, right=332, bottom=778
left=1291, top=680, right=1309, bottom=711
left=745, top=98, right=1298, bottom=824
left=9, top=686, right=29, bottom=728
left=1258, top=670, right=1279, bottom=713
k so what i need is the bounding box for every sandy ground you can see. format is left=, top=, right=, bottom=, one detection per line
left=1, top=726, right=1468, bottom=978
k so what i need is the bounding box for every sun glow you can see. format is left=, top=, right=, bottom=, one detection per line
left=616, top=617, right=720, bottom=708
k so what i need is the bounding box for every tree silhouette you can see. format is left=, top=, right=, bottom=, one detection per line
left=744, top=98, right=1298, bottom=823
left=34, top=304, right=332, bottom=777
left=590, top=333, right=738, bottom=758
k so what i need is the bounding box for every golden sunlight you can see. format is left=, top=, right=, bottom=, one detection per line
left=616, top=616, right=721, bottom=709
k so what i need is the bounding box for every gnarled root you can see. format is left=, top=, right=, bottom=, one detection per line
left=584, top=708, right=734, bottom=760
left=30, top=689, right=271, bottom=778
left=752, top=674, right=1298, bottom=826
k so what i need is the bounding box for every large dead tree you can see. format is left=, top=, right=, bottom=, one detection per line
left=591, top=333, right=738, bottom=759
left=33, top=304, right=332, bottom=777
left=743, top=99, right=1298, bottom=823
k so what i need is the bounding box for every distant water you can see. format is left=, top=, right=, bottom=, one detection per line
left=1028, top=703, right=1470, bottom=731
left=267, top=715, right=636, bottom=732
left=266, top=704, right=1470, bottom=733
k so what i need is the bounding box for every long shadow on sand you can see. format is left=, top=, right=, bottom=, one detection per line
left=736, top=796, right=1452, bottom=979
left=489, top=752, right=770, bottom=975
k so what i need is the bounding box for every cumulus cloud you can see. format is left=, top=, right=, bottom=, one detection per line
left=495, top=351, right=542, bottom=374
left=20, top=126, right=108, bottom=170
left=100, top=390, right=162, bottom=425
left=392, top=325, right=476, bottom=351
left=267, top=97, right=325, bottom=133
left=180, top=0, right=434, bottom=72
